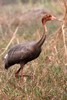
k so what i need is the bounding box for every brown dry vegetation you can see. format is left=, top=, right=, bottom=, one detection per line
left=0, top=0, right=67, bottom=100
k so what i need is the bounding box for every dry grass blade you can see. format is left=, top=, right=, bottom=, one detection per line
left=0, top=26, right=19, bottom=57
left=61, top=0, right=67, bottom=65
left=62, top=24, right=67, bottom=65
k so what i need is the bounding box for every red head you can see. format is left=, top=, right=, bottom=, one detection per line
left=42, top=14, right=56, bottom=25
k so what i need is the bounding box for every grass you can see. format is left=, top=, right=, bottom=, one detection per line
left=0, top=1, right=67, bottom=100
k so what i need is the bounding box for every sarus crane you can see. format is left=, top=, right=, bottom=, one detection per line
left=4, top=14, right=56, bottom=78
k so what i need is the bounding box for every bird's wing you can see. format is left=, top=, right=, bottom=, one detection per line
left=8, top=44, right=34, bottom=63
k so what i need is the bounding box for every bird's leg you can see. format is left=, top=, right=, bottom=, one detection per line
left=20, top=63, right=27, bottom=78
left=15, top=67, right=21, bottom=78
left=21, top=64, right=33, bottom=79
left=19, top=63, right=33, bottom=80
left=20, top=63, right=29, bottom=78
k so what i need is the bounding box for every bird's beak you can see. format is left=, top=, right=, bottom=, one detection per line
left=51, top=16, right=57, bottom=20
left=51, top=16, right=62, bottom=22
left=56, top=18, right=62, bottom=22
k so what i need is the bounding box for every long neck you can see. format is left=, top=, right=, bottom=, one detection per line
left=36, top=24, right=46, bottom=47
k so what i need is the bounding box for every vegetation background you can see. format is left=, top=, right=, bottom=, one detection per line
left=0, top=0, right=67, bottom=100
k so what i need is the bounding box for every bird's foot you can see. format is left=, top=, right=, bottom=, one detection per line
left=15, top=73, right=33, bottom=80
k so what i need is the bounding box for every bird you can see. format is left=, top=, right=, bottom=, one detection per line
left=4, top=14, right=56, bottom=78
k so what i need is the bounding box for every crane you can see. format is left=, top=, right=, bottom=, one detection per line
left=4, top=14, right=56, bottom=78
